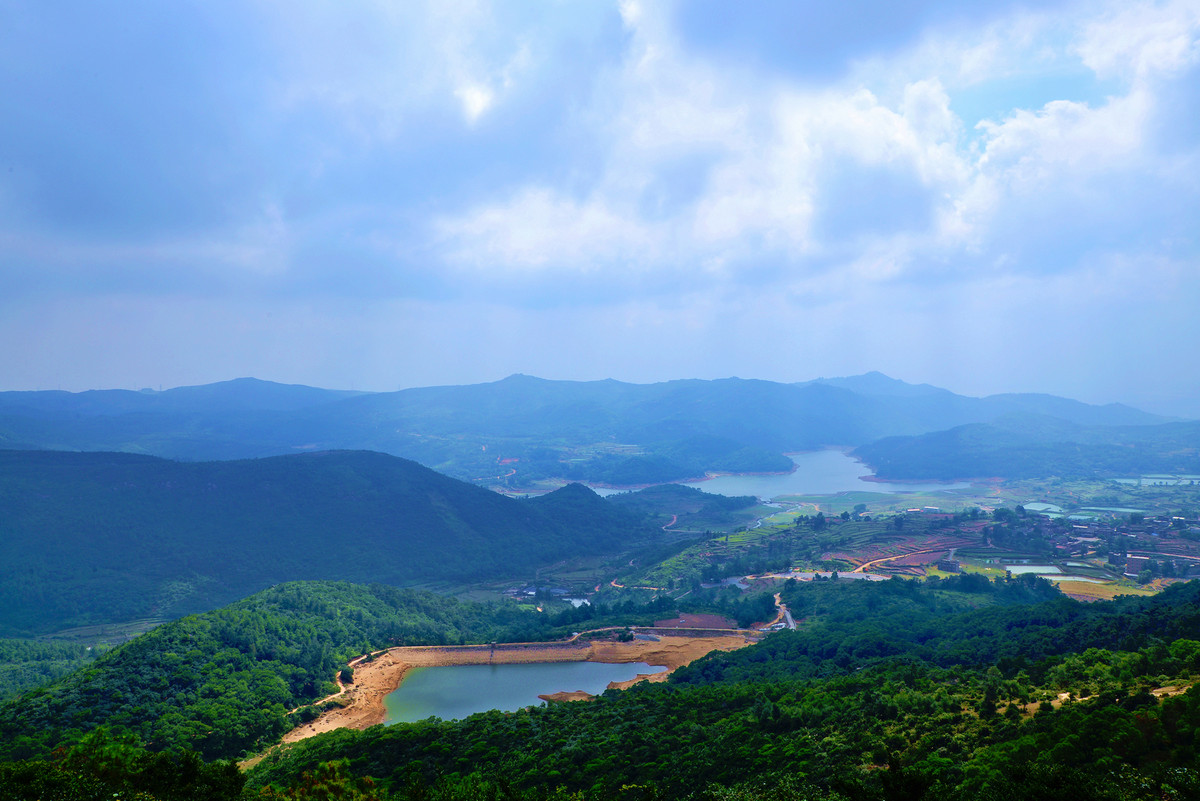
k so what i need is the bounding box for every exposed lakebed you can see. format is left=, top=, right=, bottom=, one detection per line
left=383, top=661, right=667, bottom=723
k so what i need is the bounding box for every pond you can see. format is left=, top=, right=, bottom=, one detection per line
left=383, top=661, right=667, bottom=724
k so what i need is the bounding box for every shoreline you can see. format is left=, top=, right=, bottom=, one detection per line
left=471, top=448, right=995, bottom=496
left=857, top=474, right=988, bottom=486
left=278, top=634, right=754, bottom=745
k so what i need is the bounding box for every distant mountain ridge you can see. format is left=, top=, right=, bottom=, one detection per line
left=0, top=373, right=1180, bottom=486
left=0, top=377, right=364, bottom=417
left=855, top=414, right=1200, bottom=480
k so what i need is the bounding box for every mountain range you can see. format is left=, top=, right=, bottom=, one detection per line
left=0, top=372, right=1180, bottom=487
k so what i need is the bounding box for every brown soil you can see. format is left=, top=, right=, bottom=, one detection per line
left=653, top=613, right=736, bottom=629
left=1013, top=682, right=1195, bottom=716
left=277, top=635, right=751, bottom=746
left=539, top=690, right=596, bottom=703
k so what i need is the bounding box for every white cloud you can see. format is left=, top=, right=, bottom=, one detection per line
left=436, top=188, right=656, bottom=270
left=430, top=2, right=976, bottom=283
left=978, top=91, right=1148, bottom=181
left=847, top=8, right=1059, bottom=94
left=1075, top=0, right=1200, bottom=80
left=266, top=0, right=542, bottom=136
left=4, top=0, right=1198, bottom=413
left=454, top=84, right=495, bottom=122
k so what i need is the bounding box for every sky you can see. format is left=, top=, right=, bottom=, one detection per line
left=1, top=1, right=1198, bottom=416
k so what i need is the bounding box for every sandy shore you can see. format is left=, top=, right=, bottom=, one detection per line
left=279, top=634, right=753, bottom=745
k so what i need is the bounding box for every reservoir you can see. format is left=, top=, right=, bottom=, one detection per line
left=678, top=450, right=970, bottom=500
left=590, top=450, right=969, bottom=500
left=383, top=661, right=667, bottom=723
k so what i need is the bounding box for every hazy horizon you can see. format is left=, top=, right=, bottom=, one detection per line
left=3, top=371, right=1192, bottom=421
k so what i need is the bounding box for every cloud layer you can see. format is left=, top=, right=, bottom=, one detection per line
left=1, top=0, right=1197, bottom=415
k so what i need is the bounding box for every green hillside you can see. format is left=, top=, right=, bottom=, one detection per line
left=0, top=449, right=653, bottom=636
left=855, top=416, right=1200, bottom=480
left=606, top=482, right=760, bottom=530
left=242, top=578, right=1200, bottom=799
left=0, top=580, right=687, bottom=764
left=2, top=577, right=1199, bottom=799
left=0, top=581, right=574, bottom=761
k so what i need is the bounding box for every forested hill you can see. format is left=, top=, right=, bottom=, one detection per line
left=0, top=579, right=686, bottom=763
left=0, top=374, right=1170, bottom=487
left=854, top=416, right=1200, bottom=480
left=246, top=577, right=1200, bottom=800
left=0, top=449, right=651, bottom=636
left=4, top=577, right=1200, bottom=798
left=0, top=581, right=567, bottom=761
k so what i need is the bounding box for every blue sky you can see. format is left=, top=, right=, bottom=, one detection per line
left=2, top=0, right=1198, bottom=416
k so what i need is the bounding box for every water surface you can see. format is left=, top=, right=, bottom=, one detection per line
left=678, top=450, right=970, bottom=500
left=592, top=450, right=970, bottom=500
left=384, top=661, right=666, bottom=723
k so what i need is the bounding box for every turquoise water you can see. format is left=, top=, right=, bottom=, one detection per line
left=383, top=661, right=666, bottom=723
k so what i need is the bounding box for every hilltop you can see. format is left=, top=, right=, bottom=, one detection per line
left=0, top=449, right=651, bottom=636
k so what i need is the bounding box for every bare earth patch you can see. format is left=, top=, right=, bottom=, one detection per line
left=538, top=690, right=595, bottom=703
left=653, top=613, right=736, bottom=629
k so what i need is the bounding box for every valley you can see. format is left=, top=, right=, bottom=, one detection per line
left=1, top=374, right=1199, bottom=799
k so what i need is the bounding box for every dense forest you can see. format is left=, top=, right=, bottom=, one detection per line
left=2, top=577, right=1199, bottom=799
left=246, top=578, right=1200, bottom=799
left=0, top=450, right=654, bottom=636
left=0, top=639, right=102, bottom=703
left=0, top=581, right=693, bottom=763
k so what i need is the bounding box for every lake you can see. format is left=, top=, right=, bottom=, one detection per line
left=590, top=449, right=969, bottom=500
left=673, top=450, right=969, bottom=500
left=383, top=661, right=667, bottom=724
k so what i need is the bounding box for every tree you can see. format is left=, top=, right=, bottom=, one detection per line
left=260, top=760, right=385, bottom=800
